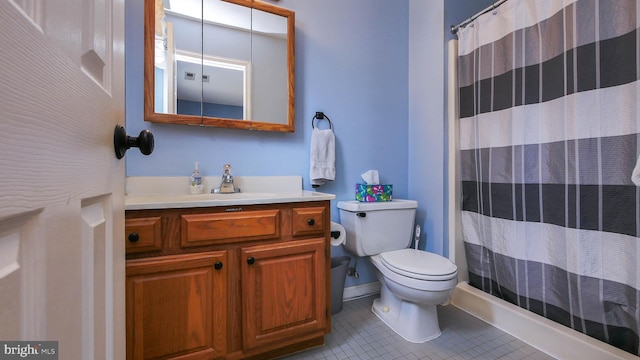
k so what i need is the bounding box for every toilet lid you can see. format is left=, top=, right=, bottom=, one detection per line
left=380, top=249, right=457, bottom=281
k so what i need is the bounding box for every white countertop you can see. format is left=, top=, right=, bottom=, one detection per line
left=125, top=191, right=335, bottom=210
left=125, top=176, right=336, bottom=210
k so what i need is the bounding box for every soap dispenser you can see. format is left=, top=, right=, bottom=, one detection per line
left=189, top=162, right=204, bottom=194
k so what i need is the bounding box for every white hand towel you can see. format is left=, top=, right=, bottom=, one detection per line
left=310, top=127, right=335, bottom=187
left=632, top=155, right=640, bottom=186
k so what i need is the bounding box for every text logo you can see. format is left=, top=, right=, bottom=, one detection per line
left=1, top=342, right=57, bottom=359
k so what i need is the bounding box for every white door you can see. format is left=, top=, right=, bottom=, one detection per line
left=0, top=1, right=126, bottom=359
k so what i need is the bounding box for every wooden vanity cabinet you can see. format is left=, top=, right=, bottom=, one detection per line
left=125, top=201, right=331, bottom=360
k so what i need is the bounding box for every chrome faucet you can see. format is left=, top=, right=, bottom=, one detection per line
left=213, top=164, right=240, bottom=194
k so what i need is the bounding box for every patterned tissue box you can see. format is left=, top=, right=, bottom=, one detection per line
left=355, top=184, right=393, bottom=202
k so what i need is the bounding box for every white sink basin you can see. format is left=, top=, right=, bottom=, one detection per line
left=180, top=192, right=278, bottom=201
left=127, top=192, right=280, bottom=204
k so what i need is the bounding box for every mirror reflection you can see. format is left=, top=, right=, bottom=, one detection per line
left=147, top=0, right=295, bottom=131
left=173, top=51, right=250, bottom=120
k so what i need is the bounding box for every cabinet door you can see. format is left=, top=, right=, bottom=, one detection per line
left=126, top=252, right=228, bottom=360
left=241, top=238, right=327, bottom=350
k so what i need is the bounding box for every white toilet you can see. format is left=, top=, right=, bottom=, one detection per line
left=337, top=199, right=458, bottom=343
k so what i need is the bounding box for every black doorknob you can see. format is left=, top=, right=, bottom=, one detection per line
left=307, top=218, right=315, bottom=226
left=214, top=261, right=223, bottom=270
left=247, top=257, right=255, bottom=265
left=114, top=124, right=154, bottom=159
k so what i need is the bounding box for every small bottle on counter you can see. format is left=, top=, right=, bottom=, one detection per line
left=189, top=161, right=204, bottom=194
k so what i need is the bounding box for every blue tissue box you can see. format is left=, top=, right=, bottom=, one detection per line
left=355, top=184, right=393, bottom=202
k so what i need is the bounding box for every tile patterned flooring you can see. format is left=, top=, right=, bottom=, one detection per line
left=280, top=295, right=556, bottom=360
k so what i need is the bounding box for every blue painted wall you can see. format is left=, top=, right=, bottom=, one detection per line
left=125, top=0, right=492, bottom=288
left=408, top=0, right=444, bottom=264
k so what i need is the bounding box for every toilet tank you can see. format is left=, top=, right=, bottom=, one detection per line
left=337, top=199, right=418, bottom=257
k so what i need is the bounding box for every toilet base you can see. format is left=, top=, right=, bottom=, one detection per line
left=371, top=297, right=442, bottom=343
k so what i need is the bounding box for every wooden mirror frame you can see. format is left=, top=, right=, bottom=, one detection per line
left=144, top=0, right=295, bottom=132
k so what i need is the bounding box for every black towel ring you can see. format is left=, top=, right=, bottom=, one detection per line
left=311, top=111, right=332, bottom=129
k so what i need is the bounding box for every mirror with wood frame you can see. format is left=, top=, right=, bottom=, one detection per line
left=145, top=0, right=295, bottom=132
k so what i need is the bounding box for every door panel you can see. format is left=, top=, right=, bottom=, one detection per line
left=0, top=0, right=125, bottom=358
left=0, top=211, right=45, bottom=341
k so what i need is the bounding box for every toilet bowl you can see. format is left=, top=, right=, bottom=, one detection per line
left=370, top=249, right=457, bottom=342
left=337, top=199, right=458, bottom=343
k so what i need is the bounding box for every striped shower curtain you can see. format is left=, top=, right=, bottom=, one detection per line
left=457, top=0, right=639, bottom=355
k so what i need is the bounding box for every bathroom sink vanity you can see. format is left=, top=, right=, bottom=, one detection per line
left=124, top=177, right=335, bottom=359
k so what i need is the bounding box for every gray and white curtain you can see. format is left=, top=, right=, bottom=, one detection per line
left=457, top=0, right=639, bottom=355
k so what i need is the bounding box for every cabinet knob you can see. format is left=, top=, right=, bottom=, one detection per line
left=307, top=218, right=315, bottom=226
left=128, top=232, right=140, bottom=243
left=214, top=261, right=223, bottom=270
left=247, top=257, right=255, bottom=265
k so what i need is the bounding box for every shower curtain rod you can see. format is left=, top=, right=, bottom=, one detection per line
left=450, top=0, right=509, bottom=35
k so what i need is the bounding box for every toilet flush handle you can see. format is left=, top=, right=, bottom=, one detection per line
left=356, top=212, right=366, bottom=218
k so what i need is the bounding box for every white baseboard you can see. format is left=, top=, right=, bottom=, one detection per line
left=342, top=281, right=380, bottom=301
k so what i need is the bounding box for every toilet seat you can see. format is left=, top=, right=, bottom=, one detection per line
left=380, top=249, right=457, bottom=281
